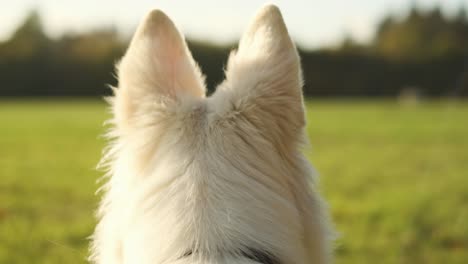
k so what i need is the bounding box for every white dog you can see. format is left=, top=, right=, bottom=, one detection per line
left=90, top=5, right=333, bottom=264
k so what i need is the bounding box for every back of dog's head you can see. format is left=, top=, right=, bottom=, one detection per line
left=91, top=5, right=333, bottom=264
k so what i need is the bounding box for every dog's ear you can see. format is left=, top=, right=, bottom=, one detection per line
left=114, top=10, right=205, bottom=128
left=216, top=5, right=305, bottom=143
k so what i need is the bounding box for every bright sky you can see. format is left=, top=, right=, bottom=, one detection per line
left=1, top=0, right=467, bottom=48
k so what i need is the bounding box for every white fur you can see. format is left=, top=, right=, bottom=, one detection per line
left=90, top=5, right=334, bottom=264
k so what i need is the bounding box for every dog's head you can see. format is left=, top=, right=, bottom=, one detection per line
left=96, top=5, right=332, bottom=264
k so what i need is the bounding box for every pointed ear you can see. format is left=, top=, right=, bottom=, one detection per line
left=215, top=5, right=305, bottom=142
left=114, top=10, right=205, bottom=128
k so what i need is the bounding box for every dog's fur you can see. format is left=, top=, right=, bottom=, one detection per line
left=90, top=5, right=333, bottom=264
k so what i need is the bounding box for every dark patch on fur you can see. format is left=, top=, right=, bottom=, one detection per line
left=241, top=248, right=280, bottom=264
left=181, top=248, right=280, bottom=264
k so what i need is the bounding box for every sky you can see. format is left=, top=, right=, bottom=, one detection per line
left=1, top=0, right=467, bottom=48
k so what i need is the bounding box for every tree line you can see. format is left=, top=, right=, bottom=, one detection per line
left=1, top=6, right=467, bottom=97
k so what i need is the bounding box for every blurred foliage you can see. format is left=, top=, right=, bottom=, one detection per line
left=374, top=6, right=468, bottom=60
left=0, top=11, right=124, bottom=96
left=0, top=7, right=468, bottom=97
left=3, top=10, right=48, bottom=59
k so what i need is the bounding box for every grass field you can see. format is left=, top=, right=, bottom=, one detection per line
left=1, top=99, right=467, bottom=264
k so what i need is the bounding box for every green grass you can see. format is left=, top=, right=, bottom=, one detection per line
left=1, top=99, right=467, bottom=263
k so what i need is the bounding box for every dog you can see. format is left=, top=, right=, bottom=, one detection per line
left=90, top=4, right=334, bottom=264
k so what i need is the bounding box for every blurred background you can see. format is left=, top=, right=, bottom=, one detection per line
left=0, top=0, right=467, bottom=263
